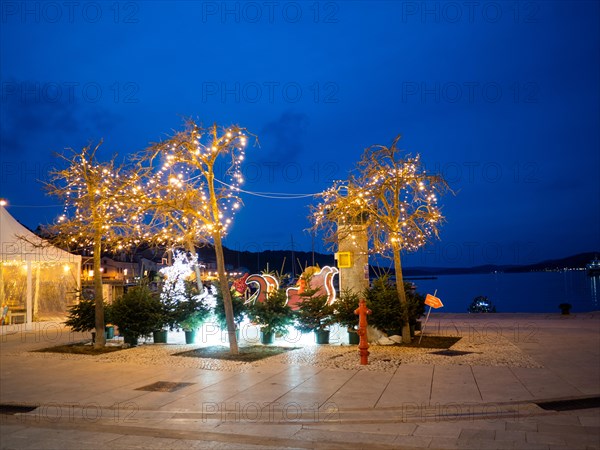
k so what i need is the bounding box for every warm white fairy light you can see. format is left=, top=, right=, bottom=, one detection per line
left=47, top=145, right=153, bottom=252
left=311, top=142, right=449, bottom=257
left=139, top=122, right=253, bottom=248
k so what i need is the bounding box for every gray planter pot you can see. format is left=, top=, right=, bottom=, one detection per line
left=153, top=330, right=168, bottom=343
left=315, top=330, right=330, bottom=345
left=260, top=331, right=274, bottom=345
left=348, top=330, right=360, bottom=345
left=184, top=329, right=196, bottom=344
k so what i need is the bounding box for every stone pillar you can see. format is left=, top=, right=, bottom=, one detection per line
left=336, top=223, right=369, bottom=294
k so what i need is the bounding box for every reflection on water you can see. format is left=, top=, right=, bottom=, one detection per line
left=590, top=275, right=599, bottom=308
left=410, top=271, right=599, bottom=313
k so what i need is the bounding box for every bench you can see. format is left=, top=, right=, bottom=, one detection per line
left=10, top=311, right=26, bottom=324
left=1, top=307, right=26, bottom=325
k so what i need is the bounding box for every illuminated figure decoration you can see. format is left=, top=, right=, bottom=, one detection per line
left=240, top=266, right=338, bottom=310
left=285, top=266, right=339, bottom=310
left=232, top=273, right=249, bottom=295
left=245, top=273, right=279, bottom=304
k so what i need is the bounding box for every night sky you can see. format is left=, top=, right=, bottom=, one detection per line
left=1, top=1, right=598, bottom=268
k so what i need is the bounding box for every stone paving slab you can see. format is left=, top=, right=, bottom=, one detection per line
left=376, top=364, right=434, bottom=408
left=1, top=313, right=599, bottom=449
left=430, top=365, right=482, bottom=404
left=472, top=365, right=534, bottom=402
left=271, top=367, right=356, bottom=410
left=326, top=369, right=394, bottom=409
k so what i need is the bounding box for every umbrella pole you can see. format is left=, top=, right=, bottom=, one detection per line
left=418, top=289, right=437, bottom=345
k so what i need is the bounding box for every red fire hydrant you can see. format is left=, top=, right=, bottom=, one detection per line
left=354, top=299, right=371, bottom=365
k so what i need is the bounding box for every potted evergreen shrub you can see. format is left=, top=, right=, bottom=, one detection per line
left=213, top=282, right=246, bottom=341
left=365, top=276, right=403, bottom=336
left=175, top=286, right=210, bottom=344
left=333, top=289, right=361, bottom=344
left=179, top=312, right=205, bottom=344
left=155, top=272, right=186, bottom=344
left=295, top=278, right=335, bottom=344
left=246, top=288, right=294, bottom=345
left=111, top=285, right=163, bottom=346
left=152, top=296, right=174, bottom=343
left=365, top=276, right=426, bottom=338
left=64, top=295, right=112, bottom=342
left=152, top=293, right=177, bottom=344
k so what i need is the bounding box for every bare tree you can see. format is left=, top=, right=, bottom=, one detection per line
left=312, top=135, right=450, bottom=343
left=45, top=143, right=150, bottom=348
left=138, top=120, right=254, bottom=355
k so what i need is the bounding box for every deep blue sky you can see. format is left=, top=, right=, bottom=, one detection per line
left=1, top=1, right=599, bottom=267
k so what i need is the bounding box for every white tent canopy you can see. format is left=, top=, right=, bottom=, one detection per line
left=0, top=206, right=81, bottom=325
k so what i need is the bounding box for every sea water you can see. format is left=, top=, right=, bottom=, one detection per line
left=408, top=271, right=599, bottom=313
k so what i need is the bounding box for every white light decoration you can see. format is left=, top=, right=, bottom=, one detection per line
left=159, top=251, right=216, bottom=308
left=159, top=251, right=195, bottom=304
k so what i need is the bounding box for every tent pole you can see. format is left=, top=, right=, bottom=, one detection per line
left=26, top=261, right=33, bottom=329
left=0, top=262, right=4, bottom=305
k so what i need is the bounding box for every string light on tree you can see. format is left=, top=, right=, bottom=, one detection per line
left=45, top=142, right=153, bottom=349
left=311, top=135, right=451, bottom=344
left=135, top=120, right=257, bottom=355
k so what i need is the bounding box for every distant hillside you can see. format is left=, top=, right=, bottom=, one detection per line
left=402, top=252, right=599, bottom=276
left=196, top=245, right=335, bottom=275
left=197, top=246, right=598, bottom=277
left=33, top=222, right=597, bottom=276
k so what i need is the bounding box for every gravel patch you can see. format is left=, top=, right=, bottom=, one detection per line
left=11, top=333, right=542, bottom=372
left=263, top=335, right=542, bottom=371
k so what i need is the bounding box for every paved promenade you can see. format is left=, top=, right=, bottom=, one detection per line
left=1, top=313, right=599, bottom=449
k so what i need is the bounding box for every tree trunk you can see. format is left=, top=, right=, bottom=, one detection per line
left=207, top=158, right=239, bottom=355
left=33, top=264, right=40, bottom=321
left=93, top=230, right=105, bottom=349
left=392, top=243, right=411, bottom=343
left=213, top=232, right=239, bottom=354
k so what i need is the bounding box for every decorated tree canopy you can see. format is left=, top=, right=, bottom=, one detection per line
left=139, top=121, right=252, bottom=249
left=47, top=143, right=152, bottom=251
left=313, top=136, right=449, bottom=255
left=311, top=135, right=450, bottom=343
